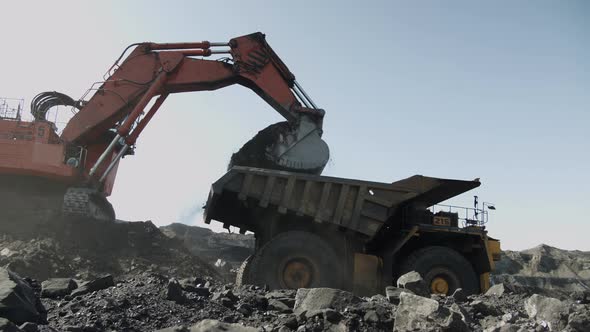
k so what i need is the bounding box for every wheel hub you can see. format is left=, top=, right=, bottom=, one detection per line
left=282, top=259, right=314, bottom=289
left=430, top=276, right=449, bottom=295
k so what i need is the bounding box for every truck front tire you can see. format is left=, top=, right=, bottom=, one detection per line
left=399, top=246, right=478, bottom=295
left=246, top=231, right=345, bottom=290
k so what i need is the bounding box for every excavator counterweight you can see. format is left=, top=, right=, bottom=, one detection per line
left=0, top=32, right=329, bottom=220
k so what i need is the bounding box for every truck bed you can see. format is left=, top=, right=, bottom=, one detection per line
left=204, top=167, right=480, bottom=238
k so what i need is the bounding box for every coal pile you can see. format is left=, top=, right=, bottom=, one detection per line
left=0, top=216, right=219, bottom=282
left=1, top=267, right=589, bottom=331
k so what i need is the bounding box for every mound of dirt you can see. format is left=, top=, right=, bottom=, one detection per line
left=0, top=216, right=219, bottom=282
left=160, top=223, right=254, bottom=271
left=492, top=244, right=590, bottom=299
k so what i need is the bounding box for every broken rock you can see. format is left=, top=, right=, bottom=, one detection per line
left=166, top=279, right=187, bottom=304
left=385, top=286, right=413, bottom=304
left=396, top=271, right=429, bottom=297
left=267, top=299, right=290, bottom=313
left=471, top=299, right=502, bottom=317
left=70, top=275, right=114, bottom=298
left=524, top=294, right=568, bottom=331
left=0, top=268, right=44, bottom=325
left=40, top=279, right=77, bottom=299
left=393, top=292, right=440, bottom=331
left=293, top=288, right=359, bottom=316
left=451, top=288, right=468, bottom=303
left=178, top=278, right=210, bottom=296
left=156, top=319, right=259, bottom=332
left=485, top=283, right=511, bottom=297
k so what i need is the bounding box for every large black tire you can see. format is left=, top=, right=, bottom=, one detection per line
left=247, top=231, right=345, bottom=290
left=235, top=255, right=252, bottom=287
left=399, top=246, right=479, bottom=295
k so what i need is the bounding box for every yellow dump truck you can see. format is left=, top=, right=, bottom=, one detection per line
left=205, top=167, right=501, bottom=295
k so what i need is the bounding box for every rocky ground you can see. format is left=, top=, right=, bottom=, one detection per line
left=1, top=216, right=590, bottom=331
left=0, top=217, right=218, bottom=282
left=1, top=266, right=589, bottom=332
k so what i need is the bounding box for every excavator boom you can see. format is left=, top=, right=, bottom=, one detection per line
left=60, top=32, right=329, bottom=190
left=62, top=33, right=322, bottom=144
left=0, top=32, right=330, bottom=220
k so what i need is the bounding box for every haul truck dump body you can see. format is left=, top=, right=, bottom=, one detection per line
left=205, top=167, right=501, bottom=295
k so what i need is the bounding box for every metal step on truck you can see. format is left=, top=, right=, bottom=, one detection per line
left=204, top=166, right=501, bottom=296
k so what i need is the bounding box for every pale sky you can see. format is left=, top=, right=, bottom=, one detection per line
left=1, top=1, right=588, bottom=250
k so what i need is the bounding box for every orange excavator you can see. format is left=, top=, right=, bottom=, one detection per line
left=0, top=32, right=329, bottom=220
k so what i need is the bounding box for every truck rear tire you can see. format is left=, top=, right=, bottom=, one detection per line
left=247, top=231, right=345, bottom=290
left=399, top=246, right=478, bottom=295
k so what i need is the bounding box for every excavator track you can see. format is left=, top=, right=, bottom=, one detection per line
left=62, top=188, right=116, bottom=221
left=0, top=175, right=115, bottom=225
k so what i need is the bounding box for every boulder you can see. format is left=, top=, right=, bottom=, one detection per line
left=396, top=271, right=429, bottom=297
left=293, top=288, right=359, bottom=316
left=211, top=289, right=238, bottom=302
left=385, top=286, right=413, bottom=304
left=524, top=294, right=568, bottom=331
left=0, top=318, right=21, bottom=332
left=393, top=292, right=440, bottom=331
left=480, top=316, right=501, bottom=331
left=451, top=288, right=468, bottom=303
left=178, top=279, right=210, bottom=296
left=322, top=309, right=342, bottom=323
left=450, top=303, right=473, bottom=326
left=40, top=279, right=77, bottom=298
left=70, top=275, right=114, bottom=298
left=166, top=279, right=187, bottom=304
left=393, top=292, right=470, bottom=332
left=267, top=299, right=290, bottom=313
left=264, top=290, right=295, bottom=308
left=0, top=268, right=44, bottom=324
left=485, top=283, right=510, bottom=297
left=442, top=309, right=470, bottom=332
left=155, top=319, right=259, bottom=332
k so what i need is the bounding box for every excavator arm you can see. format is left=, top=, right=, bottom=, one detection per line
left=61, top=32, right=329, bottom=186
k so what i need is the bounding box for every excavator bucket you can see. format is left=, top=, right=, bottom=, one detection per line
left=229, top=120, right=330, bottom=175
